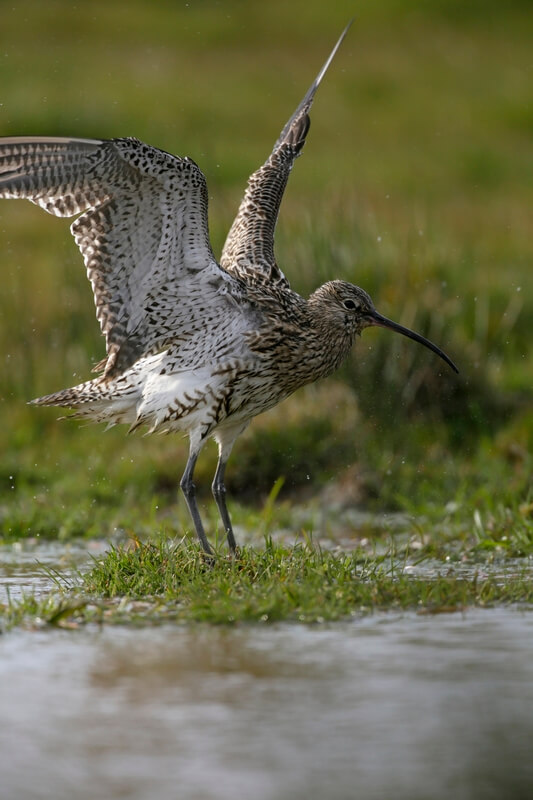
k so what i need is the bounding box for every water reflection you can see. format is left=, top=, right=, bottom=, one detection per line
left=1, top=610, right=532, bottom=799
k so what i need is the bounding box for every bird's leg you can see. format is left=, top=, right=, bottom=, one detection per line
left=212, top=456, right=237, bottom=555
left=180, top=449, right=213, bottom=557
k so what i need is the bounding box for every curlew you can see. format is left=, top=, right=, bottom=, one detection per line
left=0, top=24, right=457, bottom=556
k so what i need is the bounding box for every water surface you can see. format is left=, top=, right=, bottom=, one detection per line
left=1, top=608, right=532, bottom=800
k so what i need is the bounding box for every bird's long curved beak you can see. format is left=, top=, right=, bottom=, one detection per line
left=366, top=310, right=459, bottom=374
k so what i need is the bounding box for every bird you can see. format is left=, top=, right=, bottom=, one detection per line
left=0, top=23, right=457, bottom=556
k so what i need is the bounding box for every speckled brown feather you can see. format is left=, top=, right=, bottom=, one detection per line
left=0, top=137, right=246, bottom=377
left=220, top=22, right=352, bottom=288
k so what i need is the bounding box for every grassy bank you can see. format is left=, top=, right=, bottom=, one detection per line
left=2, top=539, right=532, bottom=631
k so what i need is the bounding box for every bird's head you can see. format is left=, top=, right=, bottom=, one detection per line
left=309, top=280, right=458, bottom=373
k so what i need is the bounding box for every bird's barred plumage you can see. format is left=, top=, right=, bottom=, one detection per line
left=0, top=22, right=457, bottom=555
left=221, top=20, right=350, bottom=287
left=0, top=136, right=248, bottom=379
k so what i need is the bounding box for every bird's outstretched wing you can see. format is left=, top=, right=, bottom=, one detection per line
left=0, top=136, right=243, bottom=376
left=220, top=21, right=352, bottom=289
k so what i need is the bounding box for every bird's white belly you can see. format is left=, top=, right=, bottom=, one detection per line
left=135, top=364, right=219, bottom=433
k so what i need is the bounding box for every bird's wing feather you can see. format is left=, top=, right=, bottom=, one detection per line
left=0, top=136, right=244, bottom=375
left=220, top=21, right=352, bottom=289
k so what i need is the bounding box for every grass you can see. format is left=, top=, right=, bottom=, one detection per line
left=1, top=538, right=532, bottom=631
left=0, top=1, right=532, bottom=627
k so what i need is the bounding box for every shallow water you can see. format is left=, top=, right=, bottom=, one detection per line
left=1, top=547, right=533, bottom=800
left=2, top=612, right=533, bottom=800
left=0, top=541, right=103, bottom=602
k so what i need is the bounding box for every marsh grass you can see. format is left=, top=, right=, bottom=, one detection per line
left=2, top=538, right=532, bottom=631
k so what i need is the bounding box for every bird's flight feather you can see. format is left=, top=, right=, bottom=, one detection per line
left=220, top=20, right=352, bottom=288
left=0, top=137, right=245, bottom=376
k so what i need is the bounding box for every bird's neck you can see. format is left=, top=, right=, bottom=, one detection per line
left=304, top=299, right=355, bottom=380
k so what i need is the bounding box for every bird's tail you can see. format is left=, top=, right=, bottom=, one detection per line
left=31, top=377, right=107, bottom=408
left=30, top=376, right=139, bottom=426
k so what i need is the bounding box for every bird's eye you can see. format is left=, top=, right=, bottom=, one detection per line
left=343, top=299, right=357, bottom=310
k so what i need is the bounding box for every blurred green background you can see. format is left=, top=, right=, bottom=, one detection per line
left=0, top=0, right=531, bottom=547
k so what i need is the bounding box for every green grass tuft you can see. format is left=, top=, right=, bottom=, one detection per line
left=3, top=539, right=531, bottom=631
